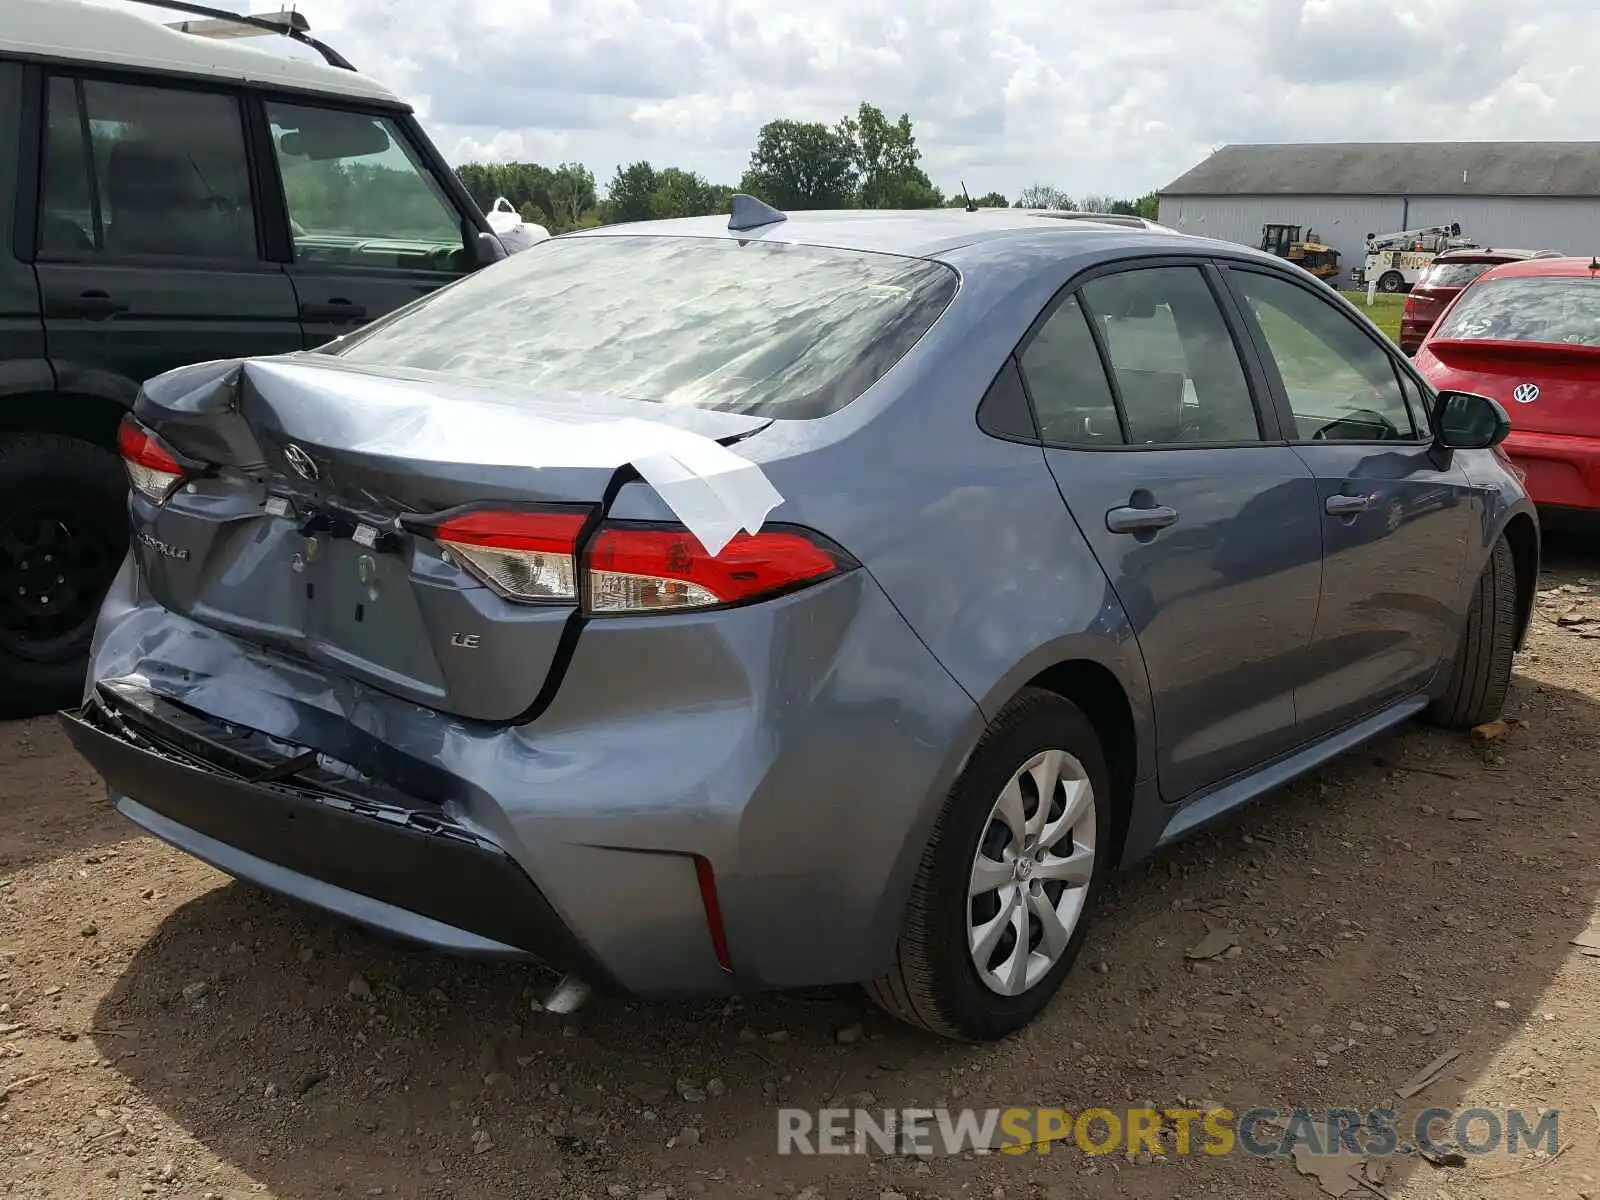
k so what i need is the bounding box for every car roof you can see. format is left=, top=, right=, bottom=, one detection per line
left=566, top=206, right=1239, bottom=264
left=1476, top=255, right=1600, bottom=282
left=1433, top=247, right=1558, bottom=263
left=1, top=0, right=401, bottom=105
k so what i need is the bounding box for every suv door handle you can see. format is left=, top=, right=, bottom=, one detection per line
left=299, top=299, right=367, bottom=322
left=61, top=290, right=128, bottom=320
left=1106, top=504, right=1180, bottom=535
left=1325, top=492, right=1376, bottom=515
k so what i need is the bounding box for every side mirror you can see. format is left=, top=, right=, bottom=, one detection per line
left=1432, top=389, right=1511, bottom=450
left=467, top=230, right=508, bottom=270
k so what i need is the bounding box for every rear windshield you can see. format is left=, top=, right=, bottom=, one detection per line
left=322, top=235, right=959, bottom=419
left=1432, top=276, right=1600, bottom=346
left=1422, top=261, right=1496, bottom=288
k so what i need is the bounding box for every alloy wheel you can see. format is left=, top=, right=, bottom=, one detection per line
left=967, top=748, right=1097, bottom=996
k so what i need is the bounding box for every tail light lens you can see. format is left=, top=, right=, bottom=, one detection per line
left=429, top=509, right=851, bottom=613
left=117, top=415, right=185, bottom=504
left=434, top=510, right=586, bottom=602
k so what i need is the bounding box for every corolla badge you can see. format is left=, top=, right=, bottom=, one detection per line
left=1512, top=383, right=1540, bottom=405
left=283, top=443, right=319, bottom=481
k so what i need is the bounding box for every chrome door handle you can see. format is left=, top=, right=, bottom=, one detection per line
left=1106, top=504, right=1179, bottom=535
left=1325, top=493, right=1376, bottom=515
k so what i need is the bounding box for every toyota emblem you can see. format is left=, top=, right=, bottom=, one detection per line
left=283, top=443, right=319, bottom=481
left=1512, top=383, right=1540, bottom=405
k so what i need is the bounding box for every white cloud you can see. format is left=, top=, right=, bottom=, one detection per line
left=133, top=0, right=1600, bottom=199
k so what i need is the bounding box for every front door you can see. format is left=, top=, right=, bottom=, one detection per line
left=1221, top=266, right=1474, bottom=737
left=1019, top=262, right=1325, bottom=802
left=261, top=101, right=473, bottom=347
left=33, top=73, right=301, bottom=390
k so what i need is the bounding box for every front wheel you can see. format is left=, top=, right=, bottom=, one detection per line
left=1427, top=535, right=1517, bottom=729
left=866, top=689, right=1110, bottom=1041
left=0, top=434, right=128, bottom=718
left=1378, top=271, right=1406, bottom=294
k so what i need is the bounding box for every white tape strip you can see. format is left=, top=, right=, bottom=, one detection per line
left=244, top=361, right=784, bottom=555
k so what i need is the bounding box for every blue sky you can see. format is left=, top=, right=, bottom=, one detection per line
left=113, top=0, right=1600, bottom=200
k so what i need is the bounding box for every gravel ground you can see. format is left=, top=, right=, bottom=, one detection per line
left=3, top=537, right=1600, bottom=1200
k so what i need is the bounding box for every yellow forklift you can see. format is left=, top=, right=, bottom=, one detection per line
left=1259, top=224, right=1341, bottom=282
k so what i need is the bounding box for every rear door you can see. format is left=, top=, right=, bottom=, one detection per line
left=1221, top=265, right=1475, bottom=738
left=1021, top=259, right=1325, bottom=802
left=32, top=71, right=301, bottom=392
left=257, top=100, right=477, bottom=345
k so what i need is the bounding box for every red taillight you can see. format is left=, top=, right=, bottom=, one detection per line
left=588, top=526, right=842, bottom=613
left=694, top=855, right=733, bottom=973
left=117, top=415, right=185, bottom=503
left=428, top=509, right=848, bottom=613
left=434, top=509, right=587, bottom=603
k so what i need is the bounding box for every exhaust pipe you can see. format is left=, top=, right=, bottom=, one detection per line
left=540, top=973, right=591, bottom=1015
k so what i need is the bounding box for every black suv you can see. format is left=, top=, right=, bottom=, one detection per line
left=1, top=0, right=508, bottom=714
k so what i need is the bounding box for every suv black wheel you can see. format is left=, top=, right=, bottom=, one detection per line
left=867, top=688, right=1110, bottom=1041
left=0, top=434, right=128, bottom=717
left=1427, top=535, right=1517, bottom=730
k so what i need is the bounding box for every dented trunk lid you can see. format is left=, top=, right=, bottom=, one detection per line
left=128, top=356, right=770, bottom=723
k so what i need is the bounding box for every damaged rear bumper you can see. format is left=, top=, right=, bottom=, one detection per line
left=60, top=682, right=610, bottom=977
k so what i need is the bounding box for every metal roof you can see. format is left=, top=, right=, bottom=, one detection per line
left=0, top=0, right=399, bottom=104
left=569, top=206, right=1224, bottom=262
left=1163, top=143, right=1600, bottom=199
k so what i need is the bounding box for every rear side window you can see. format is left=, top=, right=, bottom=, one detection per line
left=1080, top=267, right=1262, bottom=444
left=1020, top=295, right=1122, bottom=445
left=325, top=236, right=959, bottom=419
left=1423, top=261, right=1495, bottom=288
left=38, top=77, right=257, bottom=261
left=1433, top=276, right=1600, bottom=347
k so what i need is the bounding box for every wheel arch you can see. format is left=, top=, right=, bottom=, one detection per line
left=1021, top=657, right=1142, bottom=868
left=1500, top=511, right=1538, bottom=651
left=0, top=388, right=130, bottom=450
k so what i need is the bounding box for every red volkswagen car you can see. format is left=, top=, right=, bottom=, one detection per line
left=1399, top=248, right=1561, bottom=354
left=1416, top=255, right=1600, bottom=524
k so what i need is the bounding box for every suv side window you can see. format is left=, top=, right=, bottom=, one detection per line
left=265, top=102, right=467, bottom=273
left=1079, top=266, right=1263, bottom=444
left=1019, top=294, right=1124, bottom=445
left=1231, top=270, right=1418, bottom=441
left=38, top=76, right=257, bottom=261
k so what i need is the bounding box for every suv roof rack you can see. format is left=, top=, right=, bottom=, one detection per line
left=1027, top=211, right=1156, bottom=230
left=121, top=0, right=357, bottom=71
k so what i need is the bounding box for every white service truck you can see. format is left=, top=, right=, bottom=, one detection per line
left=1351, top=223, right=1477, bottom=293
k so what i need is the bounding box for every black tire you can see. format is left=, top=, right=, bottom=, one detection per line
left=0, top=434, right=128, bottom=719
left=866, top=688, right=1111, bottom=1041
left=1427, top=536, right=1517, bottom=730
left=1378, top=271, right=1406, bottom=294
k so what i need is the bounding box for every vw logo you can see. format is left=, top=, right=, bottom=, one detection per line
left=283, top=443, right=319, bottom=481
left=1512, top=383, right=1540, bottom=405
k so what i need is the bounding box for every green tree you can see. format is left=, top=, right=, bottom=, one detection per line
left=603, top=160, right=660, bottom=224
left=739, top=119, right=858, bottom=210
left=1016, top=184, right=1074, bottom=210
left=545, top=162, right=598, bottom=232
left=839, top=102, right=941, bottom=208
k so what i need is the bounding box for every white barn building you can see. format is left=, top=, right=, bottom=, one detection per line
left=1157, top=142, right=1600, bottom=284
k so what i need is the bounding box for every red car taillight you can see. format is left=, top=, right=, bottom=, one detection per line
left=116, top=415, right=186, bottom=504
left=432, top=508, right=850, bottom=614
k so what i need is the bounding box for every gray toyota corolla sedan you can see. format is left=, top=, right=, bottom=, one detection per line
left=63, top=200, right=1537, bottom=1042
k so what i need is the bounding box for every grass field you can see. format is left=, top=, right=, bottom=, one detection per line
left=1340, top=289, right=1404, bottom=343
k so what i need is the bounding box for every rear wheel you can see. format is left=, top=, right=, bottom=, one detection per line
left=1378, top=270, right=1406, bottom=293
left=0, top=434, right=128, bottom=718
left=1427, top=536, right=1517, bottom=729
left=866, top=688, right=1110, bottom=1041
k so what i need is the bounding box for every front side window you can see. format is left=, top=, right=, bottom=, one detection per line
left=1432, top=276, right=1600, bottom=347
left=1079, top=266, right=1262, bottom=444
left=323, top=235, right=959, bottom=419
left=38, top=77, right=257, bottom=260
left=1233, top=271, right=1417, bottom=441
left=266, top=103, right=466, bottom=272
